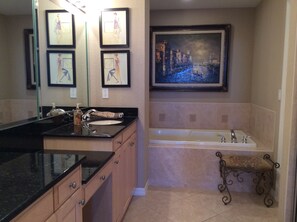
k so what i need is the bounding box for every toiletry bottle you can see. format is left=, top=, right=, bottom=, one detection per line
left=73, top=103, right=83, bottom=126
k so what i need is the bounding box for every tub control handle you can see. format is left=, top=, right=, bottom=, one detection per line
left=220, top=136, right=226, bottom=143
left=242, top=136, right=250, bottom=143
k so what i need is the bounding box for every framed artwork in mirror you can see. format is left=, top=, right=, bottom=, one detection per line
left=47, top=50, right=76, bottom=87
left=150, top=24, right=231, bottom=91
left=24, top=29, right=39, bottom=89
left=46, top=10, right=76, bottom=48
left=101, top=50, right=130, bottom=87
left=99, top=8, right=129, bottom=48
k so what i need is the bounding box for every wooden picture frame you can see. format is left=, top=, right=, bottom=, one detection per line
left=150, top=24, right=231, bottom=91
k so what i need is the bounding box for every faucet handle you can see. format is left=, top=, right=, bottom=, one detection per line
left=242, top=135, right=250, bottom=143
left=220, top=136, right=226, bottom=143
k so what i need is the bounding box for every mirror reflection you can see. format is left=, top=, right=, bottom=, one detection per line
left=37, top=0, right=89, bottom=115
left=0, top=0, right=89, bottom=127
left=0, top=0, right=38, bottom=126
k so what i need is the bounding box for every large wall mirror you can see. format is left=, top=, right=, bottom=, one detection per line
left=0, top=0, right=38, bottom=126
left=37, top=0, right=89, bottom=113
left=0, top=0, right=89, bottom=127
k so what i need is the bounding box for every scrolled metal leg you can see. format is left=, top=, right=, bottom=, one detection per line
left=216, top=154, right=232, bottom=205
left=255, top=172, right=265, bottom=195
left=263, top=170, right=274, bottom=207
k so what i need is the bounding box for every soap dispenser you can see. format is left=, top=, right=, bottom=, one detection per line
left=73, top=103, right=83, bottom=126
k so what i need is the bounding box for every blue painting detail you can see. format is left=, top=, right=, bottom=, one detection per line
left=154, top=33, right=221, bottom=84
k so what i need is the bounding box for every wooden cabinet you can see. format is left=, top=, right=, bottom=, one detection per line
left=54, top=188, right=83, bottom=222
left=44, top=121, right=137, bottom=222
left=44, top=121, right=137, bottom=153
left=12, top=189, right=54, bottom=222
left=112, top=132, right=137, bottom=222
left=13, top=166, right=83, bottom=222
left=83, top=158, right=113, bottom=203
left=54, top=167, right=81, bottom=210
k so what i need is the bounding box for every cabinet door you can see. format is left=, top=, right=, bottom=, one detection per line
left=12, top=189, right=54, bottom=222
left=127, top=133, right=137, bottom=196
left=122, top=134, right=136, bottom=211
left=55, top=189, right=83, bottom=222
left=112, top=149, right=123, bottom=222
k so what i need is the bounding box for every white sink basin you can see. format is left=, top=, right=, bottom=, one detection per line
left=89, top=120, right=123, bottom=126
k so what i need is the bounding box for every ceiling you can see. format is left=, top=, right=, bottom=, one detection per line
left=150, top=0, right=263, bottom=10
left=0, top=0, right=263, bottom=16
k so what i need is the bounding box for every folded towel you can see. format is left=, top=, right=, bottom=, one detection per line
left=90, top=111, right=124, bottom=119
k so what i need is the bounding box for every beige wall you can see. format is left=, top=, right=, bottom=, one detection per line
left=278, top=0, right=297, bottom=221
left=150, top=8, right=255, bottom=102
left=88, top=0, right=149, bottom=188
left=0, top=14, right=10, bottom=99
left=251, top=0, right=286, bottom=159
left=0, top=14, right=35, bottom=100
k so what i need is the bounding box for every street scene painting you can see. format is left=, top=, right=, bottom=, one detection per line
left=151, top=25, right=230, bottom=91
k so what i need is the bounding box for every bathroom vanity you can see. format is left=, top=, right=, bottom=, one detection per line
left=0, top=107, right=138, bottom=222
left=43, top=119, right=137, bottom=222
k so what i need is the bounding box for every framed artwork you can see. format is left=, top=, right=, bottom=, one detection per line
left=47, top=50, right=76, bottom=87
left=150, top=24, right=231, bottom=91
left=99, top=8, right=129, bottom=48
left=46, top=10, right=76, bottom=48
left=24, top=29, right=38, bottom=89
left=101, top=50, right=130, bottom=87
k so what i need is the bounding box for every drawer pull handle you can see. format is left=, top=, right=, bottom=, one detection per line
left=100, top=175, right=106, bottom=181
left=79, top=200, right=85, bottom=206
left=114, top=160, right=119, bottom=164
left=69, top=182, right=77, bottom=189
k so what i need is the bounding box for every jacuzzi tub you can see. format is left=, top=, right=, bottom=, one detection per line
left=149, top=128, right=257, bottom=148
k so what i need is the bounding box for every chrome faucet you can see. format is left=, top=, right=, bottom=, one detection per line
left=82, top=109, right=97, bottom=121
left=230, top=129, right=237, bottom=143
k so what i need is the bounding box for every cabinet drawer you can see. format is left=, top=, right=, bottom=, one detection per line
left=84, top=159, right=113, bottom=203
left=113, top=133, right=123, bottom=151
left=54, top=167, right=81, bottom=210
left=55, top=189, right=83, bottom=222
left=12, top=189, right=54, bottom=222
left=122, top=122, right=136, bottom=142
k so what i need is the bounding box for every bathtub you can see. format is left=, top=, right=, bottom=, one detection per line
left=149, top=128, right=257, bottom=148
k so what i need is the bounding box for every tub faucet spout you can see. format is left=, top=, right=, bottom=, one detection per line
left=231, top=129, right=237, bottom=143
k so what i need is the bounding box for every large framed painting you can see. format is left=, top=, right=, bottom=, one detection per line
left=150, top=24, right=231, bottom=91
left=47, top=50, right=76, bottom=87
left=99, top=8, right=129, bottom=48
left=46, top=10, right=76, bottom=48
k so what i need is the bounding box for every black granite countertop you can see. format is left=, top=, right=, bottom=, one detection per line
left=0, top=151, right=85, bottom=222
left=44, top=150, right=115, bottom=184
left=43, top=117, right=137, bottom=138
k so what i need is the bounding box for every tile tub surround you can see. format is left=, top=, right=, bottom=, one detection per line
left=150, top=102, right=276, bottom=148
left=148, top=147, right=273, bottom=193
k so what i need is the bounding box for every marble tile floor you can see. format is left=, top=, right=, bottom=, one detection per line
left=123, top=187, right=278, bottom=222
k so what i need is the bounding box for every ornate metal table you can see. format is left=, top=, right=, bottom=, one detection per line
left=216, top=151, right=280, bottom=207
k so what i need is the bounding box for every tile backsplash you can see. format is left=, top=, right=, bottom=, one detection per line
left=0, top=99, right=37, bottom=124
left=150, top=101, right=275, bottom=148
